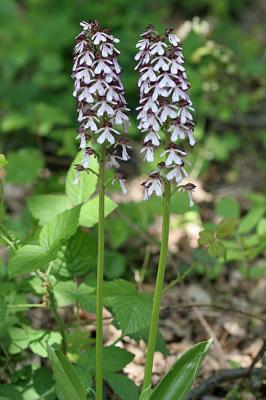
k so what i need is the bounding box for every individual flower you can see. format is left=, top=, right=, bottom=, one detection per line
left=112, top=172, right=128, bottom=194
left=136, top=25, right=196, bottom=206
left=179, top=183, right=196, bottom=207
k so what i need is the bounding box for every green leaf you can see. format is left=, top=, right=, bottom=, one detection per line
left=66, top=152, right=98, bottom=205
left=215, top=218, right=238, bottom=239
left=5, top=148, right=44, bottom=185
left=77, top=346, right=134, bottom=375
left=215, top=197, right=240, bottom=218
left=104, top=281, right=153, bottom=335
left=257, top=218, right=266, bottom=237
left=238, top=207, right=265, bottom=234
left=150, top=339, right=212, bottom=400
left=8, top=245, right=56, bottom=277
left=198, top=230, right=214, bottom=246
left=79, top=196, right=117, bottom=228
left=57, top=229, right=98, bottom=276
left=48, top=347, right=87, bottom=400
left=27, top=194, right=72, bottom=225
left=208, top=241, right=226, bottom=259
left=33, top=367, right=54, bottom=395
left=105, top=373, right=139, bottom=400
left=7, top=326, right=61, bottom=357
left=39, top=205, right=80, bottom=250
left=0, top=154, right=8, bottom=168
left=54, top=281, right=95, bottom=311
left=104, top=251, right=126, bottom=279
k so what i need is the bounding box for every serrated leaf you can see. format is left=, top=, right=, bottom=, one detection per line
left=150, top=339, right=212, bottom=400
left=27, top=194, right=72, bottom=225
left=39, top=205, right=80, bottom=250
left=104, top=279, right=137, bottom=297
left=54, top=281, right=95, bottom=311
left=8, top=245, right=56, bottom=277
left=0, top=154, right=8, bottom=168
left=79, top=196, right=117, bottom=228
left=109, top=293, right=152, bottom=335
left=238, top=207, right=265, bottom=234
left=48, top=348, right=87, bottom=400
left=66, top=152, right=98, bottom=205
left=105, top=373, right=139, bottom=400
left=215, top=218, right=238, bottom=239
left=57, top=229, right=98, bottom=276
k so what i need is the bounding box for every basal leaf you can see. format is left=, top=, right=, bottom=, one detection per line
left=150, top=339, right=212, bottom=400
left=238, top=207, right=265, bottom=234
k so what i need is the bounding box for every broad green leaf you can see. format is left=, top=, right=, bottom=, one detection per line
left=7, top=325, right=61, bottom=357
left=215, top=197, right=240, bottom=218
left=33, top=367, right=54, bottom=395
left=104, top=279, right=137, bottom=297
left=77, top=346, right=134, bottom=375
left=66, top=152, right=98, bottom=205
left=39, top=205, right=80, bottom=250
left=238, top=207, right=265, bottom=234
left=107, top=293, right=152, bottom=335
left=53, top=229, right=98, bottom=276
left=5, top=148, right=44, bottom=185
left=48, top=347, right=87, bottom=400
left=27, top=194, right=72, bottom=225
left=105, top=373, right=139, bottom=400
left=54, top=281, right=95, bottom=311
left=0, top=154, right=8, bottom=168
left=215, top=218, right=238, bottom=239
left=150, top=339, right=212, bottom=400
left=79, top=196, right=117, bottom=228
left=8, top=245, right=56, bottom=277
left=104, top=280, right=153, bottom=334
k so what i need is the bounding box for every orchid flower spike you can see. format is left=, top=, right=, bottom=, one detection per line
left=136, top=25, right=196, bottom=206
left=72, top=20, right=130, bottom=191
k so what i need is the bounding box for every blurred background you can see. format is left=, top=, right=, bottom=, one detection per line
left=0, top=0, right=266, bottom=399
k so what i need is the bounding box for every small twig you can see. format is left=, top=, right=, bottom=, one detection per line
left=161, top=303, right=266, bottom=323
left=188, top=367, right=264, bottom=399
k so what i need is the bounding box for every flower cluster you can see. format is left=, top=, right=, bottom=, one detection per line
left=72, top=20, right=130, bottom=191
left=136, top=25, right=196, bottom=205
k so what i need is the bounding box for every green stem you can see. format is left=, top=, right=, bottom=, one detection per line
left=141, top=179, right=171, bottom=394
left=96, top=145, right=105, bottom=400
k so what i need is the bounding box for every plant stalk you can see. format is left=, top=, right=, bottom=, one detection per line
left=96, top=145, right=105, bottom=400
left=141, top=179, right=171, bottom=394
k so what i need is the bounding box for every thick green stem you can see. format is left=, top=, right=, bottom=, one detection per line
left=141, top=179, right=171, bottom=394
left=96, top=146, right=105, bottom=400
